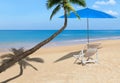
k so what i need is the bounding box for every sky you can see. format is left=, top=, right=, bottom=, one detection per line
left=0, top=0, right=120, bottom=30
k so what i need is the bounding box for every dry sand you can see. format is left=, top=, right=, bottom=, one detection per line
left=0, top=40, right=120, bottom=83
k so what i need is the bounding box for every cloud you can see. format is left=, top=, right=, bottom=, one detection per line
left=92, top=5, right=100, bottom=9
left=93, top=0, right=117, bottom=9
left=105, top=10, right=119, bottom=16
left=95, top=0, right=116, bottom=5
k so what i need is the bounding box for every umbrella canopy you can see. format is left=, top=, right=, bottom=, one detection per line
left=60, top=8, right=116, bottom=18
left=60, top=8, right=116, bottom=45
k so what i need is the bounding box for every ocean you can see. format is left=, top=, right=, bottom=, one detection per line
left=0, top=30, right=120, bottom=51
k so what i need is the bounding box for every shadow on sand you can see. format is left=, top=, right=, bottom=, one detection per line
left=0, top=48, right=44, bottom=83
left=54, top=50, right=81, bottom=63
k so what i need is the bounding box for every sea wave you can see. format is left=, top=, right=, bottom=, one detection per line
left=45, top=36, right=120, bottom=47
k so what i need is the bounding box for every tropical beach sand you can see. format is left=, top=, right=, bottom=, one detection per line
left=0, top=40, right=120, bottom=83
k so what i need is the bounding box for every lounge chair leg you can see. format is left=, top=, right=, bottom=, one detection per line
left=81, top=61, right=86, bottom=66
left=86, top=58, right=90, bottom=61
left=74, top=58, right=78, bottom=64
left=81, top=59, right=86, bottom=66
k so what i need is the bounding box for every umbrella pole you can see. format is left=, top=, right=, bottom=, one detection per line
left=87, top=18, right=89, bottom=46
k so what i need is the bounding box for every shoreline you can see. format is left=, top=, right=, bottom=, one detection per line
left=0, top=37, right=120, bottom=52
left=0, top=39, right=119, bottom=53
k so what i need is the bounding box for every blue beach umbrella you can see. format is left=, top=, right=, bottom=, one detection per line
left=60, top=8, right=116, bottom=45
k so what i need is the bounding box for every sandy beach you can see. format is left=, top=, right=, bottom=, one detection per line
left=0, top=40, right=120, bottom=83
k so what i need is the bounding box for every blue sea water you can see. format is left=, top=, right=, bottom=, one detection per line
left=0, top=30, right=120, bottom=51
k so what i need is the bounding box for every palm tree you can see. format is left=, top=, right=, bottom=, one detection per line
left=0, top=0, right=86, bottom=73
left=0, top=48, right=44, bottom=83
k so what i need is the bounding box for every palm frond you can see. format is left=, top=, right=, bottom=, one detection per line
left=25, top=57, right=44, bottom=63
left=10, top=48, right=24, bottom=56
left=0, top=54, right=14, bottom=59
left=10, top=48, right=18, bottom=54
left=18, top=60, right=27, bottom=69
left=1, top=59, right=12, bottom=64
left=64, top=3, right=80, bottom=19
left=64, top=2, right=74, bottom=11
left=64, top=3, right=75, bottom=14
left=46, top=0, right=61, bottom=9
left=25, top=62, right=38, bottom=71
left=73, top=12, right=80, bottom=19
left=50, top=4, right=61, bottom=20
left=70, top=0, right=86, bottom=7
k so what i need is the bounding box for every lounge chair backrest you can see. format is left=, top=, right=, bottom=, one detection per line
left=84, top=48, right=97, bottom=57
left=87, top=43, right=101, bottom=48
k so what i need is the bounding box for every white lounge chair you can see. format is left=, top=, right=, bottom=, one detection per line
left=73, top=48, right=98, bottom=65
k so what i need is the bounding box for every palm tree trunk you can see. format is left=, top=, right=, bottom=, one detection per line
left=1, top=64, right=23, bottom=83
left=0, top=9, right=67, bottom=73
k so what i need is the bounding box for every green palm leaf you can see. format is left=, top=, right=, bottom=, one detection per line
left=65, top=2, right=75, bottom=13
left=50, top=4, right=61, bottom=20
left=46, top=0, right=61, bottom=9
left=65, top=3, right=80, bottom=19
left=70, top=0, right=86, bottom=7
